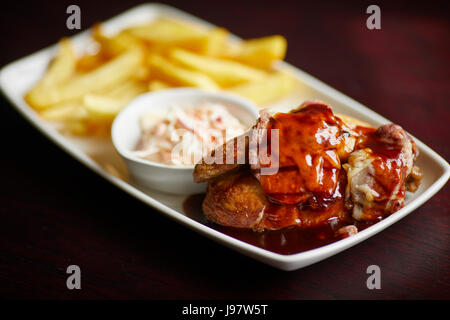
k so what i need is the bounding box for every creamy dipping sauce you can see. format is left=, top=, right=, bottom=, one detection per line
left=134, top=103, right=246, bottom=166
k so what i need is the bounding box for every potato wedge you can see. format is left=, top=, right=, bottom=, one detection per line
left=228, top=71, right=295, bottom=105
left=169, top=48, right=266, bottom=87
left=148, top=54, right=219, bottom=90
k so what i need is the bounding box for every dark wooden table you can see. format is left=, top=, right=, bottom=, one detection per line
left=1, top=0, right=449, bottom=299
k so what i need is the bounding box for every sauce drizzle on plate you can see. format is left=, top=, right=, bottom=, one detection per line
left=183, top=193, right=378, bottom=255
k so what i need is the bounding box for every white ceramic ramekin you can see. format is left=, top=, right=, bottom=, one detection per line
left=111, top=88, right=259, bottom=194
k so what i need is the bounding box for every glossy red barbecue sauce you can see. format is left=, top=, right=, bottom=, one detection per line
left=355, top=125, right=402, bottom=159
left=182, top=193, right=377, bottom=255
left=183, top=106, right=410, bottom=255
left=255, top=104, right=354, bottom=230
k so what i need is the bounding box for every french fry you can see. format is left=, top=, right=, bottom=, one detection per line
left=83, top=95, right=126, bottom=119
left=228, top=35, right=287, bottom=69
left=63, top=120, right=89, bottom=135
left=40, top=38, right=76, bottom=85
left=148, top=54, right=219, bottom=90
left=169, top=48, right=266, bottom=87
left=228, top=71, right=295, bottom=105
left=125, top=18, right=206, bottom=44
left=167, top=27, right=230, bottom=56
left=126, top=20, right=229, bottom=55
left=76, top=53, right=105, bottom=73
left=93, top=24, right=142, bottom=57
left=25, top=39, right=76, bottom=110
left=28, top=48, right=144, bottom=108
left=201, top=28, right=230, bottom=56
left=148, top=80, right=171, bottom=91
left=39, top=101, right=87, bottom=121
left=83, top=81, right=147, bottom=119
left=106, top=79, right=147, bottom=98
left=146, top=34, right=223, bottom=56
left=25, top=17, right=294, bottom=137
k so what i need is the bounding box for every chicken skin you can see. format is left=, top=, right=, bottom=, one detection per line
left=193, top=110, right=272, bottom=183
left=202, top=171, right=268, bottom=229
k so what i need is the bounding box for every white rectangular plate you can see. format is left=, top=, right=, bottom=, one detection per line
left=1, top=3, right=449, bottom=271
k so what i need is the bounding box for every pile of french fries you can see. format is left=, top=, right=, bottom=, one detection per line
left=25, top=18, right=295, bottom=135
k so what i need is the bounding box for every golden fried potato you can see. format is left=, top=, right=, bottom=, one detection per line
left=25, top=17, right=295, bottom=137
left=93, top=24, right=142, bottom=57
left=125, top=18, right=207, bottom=43
left=25, top=39, right=76, bottom=110
left=126, top=20, right=230, bottom=56
left=83, top=81, right=146, bottom=119
left=39, top=102, right=86, bottom=122
left=228, top=35, right=287, bottom=69
left=148, top=54, right=219, bottom=90
left=169, top=48, right=266, bottom=87
left=29, top=48, right=143, bottom=108
left=201, top=28, right=229, bottom=56
left=148, top=80, right=171, bottom=91
left=229, top=71, right=295, bottom=105
left=76, top=53, right=106, bottom=73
